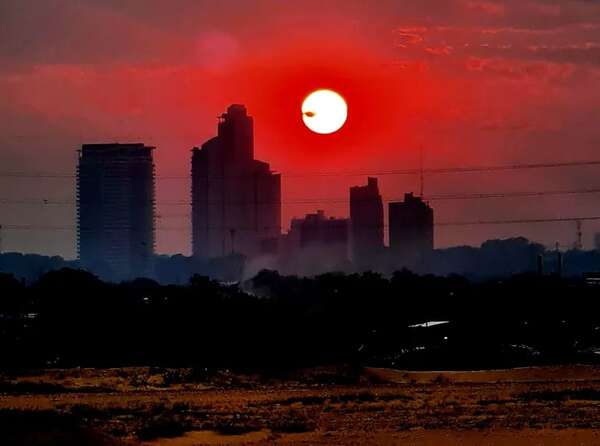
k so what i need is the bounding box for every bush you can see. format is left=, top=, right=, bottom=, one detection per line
left=136, top=415, right=188, bottom=441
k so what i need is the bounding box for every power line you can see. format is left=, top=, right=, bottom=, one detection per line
left=4, top=215, right=600, bottom=231
left=4, top=186, right=600, bottom=207
left=2, top=159, right=600, bottom=180
left=427, top=187, right=600, bottom=201
left=142, top=159, right=600, bottom=178
left=0, top=225, right=188, bottom=231
left=437, top=216, right=600, bottom=226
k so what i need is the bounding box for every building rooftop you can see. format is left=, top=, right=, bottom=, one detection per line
left=80, top=143, right=155, bottom=158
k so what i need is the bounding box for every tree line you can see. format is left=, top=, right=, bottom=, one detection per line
left=2, top=267, right=600, bottom=371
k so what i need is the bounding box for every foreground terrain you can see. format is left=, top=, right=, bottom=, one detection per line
left=2, top=365, right=600, bottom=445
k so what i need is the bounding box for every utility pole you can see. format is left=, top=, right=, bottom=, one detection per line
left=555, top=242, right=563, bottom=277
left=230, top=228, right=236, bottom=254
left=575, top=220, right=583, bottom=250
left=419, top=145, right=425, bottom=197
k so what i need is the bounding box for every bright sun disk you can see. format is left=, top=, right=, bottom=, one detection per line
left=302, top=89, right=348, bottom=134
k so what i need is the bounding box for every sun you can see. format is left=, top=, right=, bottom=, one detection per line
left=302, top=89, right=348, bottom=134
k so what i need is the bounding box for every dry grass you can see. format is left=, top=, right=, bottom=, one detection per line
left=2, top=366, right=600, bottom=445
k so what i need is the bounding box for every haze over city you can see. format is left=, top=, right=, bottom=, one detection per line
left=7, top=3, right=600, bottom=446
left=3, top=0, right=600, bottom=258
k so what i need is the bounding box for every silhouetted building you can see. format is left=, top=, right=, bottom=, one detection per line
left=281, top=210, right=349, bottom=274
left=594, top=232, right=600, bottom=250
left=77, top=143, right=155, bottom=280
left=389, top=193, right=433, bottom=268
left=350, top=177, right=384, bottom=265
left=192, top=105, right=281, bottom=258
left=537, top=253, right=545, bottom=276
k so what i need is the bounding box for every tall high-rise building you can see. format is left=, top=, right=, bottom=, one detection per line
left=77, top=143, right=156, bottom=280
left=350, top=177, right=384, bottom=263
left=192, top=105, right=281, bottom=258
left=389, top=193, right=434, bottom=268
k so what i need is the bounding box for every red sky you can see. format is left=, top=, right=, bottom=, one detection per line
left=2, top=0, right=600, bottom=258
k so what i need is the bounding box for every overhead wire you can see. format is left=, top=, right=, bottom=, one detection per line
left=2, top=158, right=600, bottom=180
left=4, top=186, right=600, bottom=207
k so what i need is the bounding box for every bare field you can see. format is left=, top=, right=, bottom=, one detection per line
left=2, top=365, right=600, bottom=445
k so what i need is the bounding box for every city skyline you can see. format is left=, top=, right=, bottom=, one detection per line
left=3, top=136, right=600, bottom=259
left=3, top=1, right=600, bottom=258
left=72, top=107, right=438, bottom=280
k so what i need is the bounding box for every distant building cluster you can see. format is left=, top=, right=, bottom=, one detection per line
left=280, top=210, right=350, bottom=275
left=76, top=105, right=434, bottom=280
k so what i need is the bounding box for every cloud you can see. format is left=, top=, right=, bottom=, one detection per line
left=196, top=31, right=240, bottom=71
left=393, top=27, right=427, bottom=47
left=464, top=0, right=507, bottom=16
left=465, top=56, right=577, bottom=81
left=425, top=46, right=454, bottom=56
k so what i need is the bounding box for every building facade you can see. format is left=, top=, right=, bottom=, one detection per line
left=77, top=143, right=155, bottom=280
left=192, top=105, right=281, bottom=258
left=350, top=177, right=384, bottom=265
left=388, top=193, right=434, bottom=268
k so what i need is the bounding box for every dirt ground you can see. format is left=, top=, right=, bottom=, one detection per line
left=2, top=365, right=600, bottom=445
